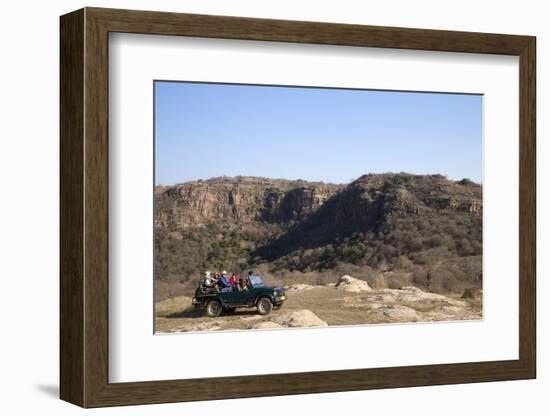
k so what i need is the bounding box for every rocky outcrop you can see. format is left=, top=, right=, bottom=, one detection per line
left=424, top=196, right=482, bottom=213
left=339, top=173, right=482, bottom=219
left=339, top=283, right=481, bottom=322
left=270, top=310, right=328, bottom=327
left=155, top=176, right=342, bottom=228
left=366, top=305, right=421, bottom=323
left=343, top=285, right=466, bottom=309
left=383, top=286, right=466, bottom=306
left=336, top=275, right=372, bottom=292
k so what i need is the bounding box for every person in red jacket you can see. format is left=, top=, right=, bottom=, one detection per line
left=229, top=273, right=238, bottom=286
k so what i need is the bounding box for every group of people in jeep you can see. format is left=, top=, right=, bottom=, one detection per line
left=200, top=270, right=256, bottom=293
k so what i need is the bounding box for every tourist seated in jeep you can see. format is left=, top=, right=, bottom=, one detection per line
left=198, top=272, right=217, bottom=292
left=193, top=272, right=286, bottom=317
left=218, top=271, right=232, bottom=292
left=238, top=278, right=248, bottom=291
left=200, top=270, right=216, bottom=289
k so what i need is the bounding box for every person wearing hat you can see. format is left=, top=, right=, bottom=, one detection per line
left=218, top=271, right=232, bottom=292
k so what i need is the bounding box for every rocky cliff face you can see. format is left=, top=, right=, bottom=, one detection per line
left=155, top=173, right=481, bottom=229
left=155, top=176, right=343, bottom=229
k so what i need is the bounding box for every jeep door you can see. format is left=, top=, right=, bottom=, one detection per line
left=222, top=288, right=253, bottom=307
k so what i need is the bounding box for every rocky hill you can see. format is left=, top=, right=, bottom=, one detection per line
left=155, top=173, right=482, bottom=300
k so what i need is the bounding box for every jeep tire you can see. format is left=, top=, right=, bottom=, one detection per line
left=206, top=299, right=222, bottom=317
left=256, top=297, right=273, bottom=315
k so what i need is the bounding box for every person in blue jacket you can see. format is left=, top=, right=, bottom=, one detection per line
left=218, top=271, right=232, bottom=292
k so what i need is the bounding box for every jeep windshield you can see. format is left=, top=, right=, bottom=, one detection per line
left=248, top=275, right=265, bottom=288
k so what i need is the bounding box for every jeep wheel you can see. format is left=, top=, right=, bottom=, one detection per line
left=257, top=297, right=273, bottom=315
left=206, top=300, right=222, bottom=317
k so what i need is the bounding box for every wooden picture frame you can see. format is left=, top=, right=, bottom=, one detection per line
left=60, top=7, right=536, bottom=408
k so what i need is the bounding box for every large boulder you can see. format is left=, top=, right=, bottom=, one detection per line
left=336, top=275, right=372, bottom=292
left=271, top=310, right=328, bottom=327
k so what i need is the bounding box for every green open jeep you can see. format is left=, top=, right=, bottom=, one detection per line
left=192, top=275, right=286, bottom=317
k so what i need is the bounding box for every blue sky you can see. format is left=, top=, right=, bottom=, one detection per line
left=154, top=81, right=482, bottom=185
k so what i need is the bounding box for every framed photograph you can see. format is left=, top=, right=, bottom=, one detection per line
left=60, top=7, right=536, bottom=408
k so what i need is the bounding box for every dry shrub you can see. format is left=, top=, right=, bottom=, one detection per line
left=384, top=272, right=413, bottom=289
left=370, top=274, right=388, bottom=289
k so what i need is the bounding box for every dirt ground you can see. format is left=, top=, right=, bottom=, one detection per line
left=155, top=283, right=482, bottom=333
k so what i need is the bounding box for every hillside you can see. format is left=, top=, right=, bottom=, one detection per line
left=154, top=173, right=482, bottom=300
